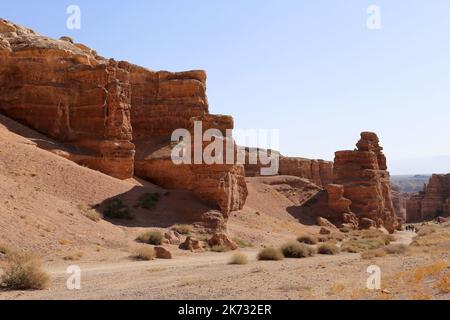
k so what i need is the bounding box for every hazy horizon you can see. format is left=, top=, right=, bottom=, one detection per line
left=1, top=0, right=449, bottom=175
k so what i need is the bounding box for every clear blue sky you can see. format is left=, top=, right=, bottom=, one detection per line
left=1, top=0, right=450, bottom=174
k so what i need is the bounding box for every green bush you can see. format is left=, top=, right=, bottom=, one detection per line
left=137, top=193, right=160, bottom=210
left=104, top=199, right=133, bottom=219
left=137, top=231, right=164, bottom=245
left=257, top=247, right=284, bottom=261
left=281, top=242, right=315, bottom=258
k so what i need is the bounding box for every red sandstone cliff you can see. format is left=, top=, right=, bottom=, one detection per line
left=406, top=174, right=450, bottom=222
left=0, top=19, right=247, bottom=219
left=332, top=132, right=398, bottom=232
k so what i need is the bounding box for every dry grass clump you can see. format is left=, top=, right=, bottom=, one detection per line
left=210, top=245, right=228, bottom=253
left=63, top=251, right=84, bottom=261
left=384, top=244, right=409, bottom=255
left=361, top=248, right=387, bottom=260
left=229, top=253, right=249, bottom=265
left=257, top=247, right=284, bottom=261
left=416, top=225, right=437, bottom=237
left=436, top=272, right=450, bottom=293
left=297, top=234, right=318, bottom=245
left=233, top=238, right=253, bottom=248
left=0, top=252, right=50, bottom=290
left=281, top=242, right=315, bottom=258
left=413, top=261, right=449, bottom=283
left=171, top=224, right=192, bottom=235
left=342, top=229, right=392, bottom=253
left=136, top=231, right=164, bottom=245
left=78, top=204, right=102, bottom=222
left=130, top=245, right=155, bottom=261
left=317, top=243, right=340, bottom=255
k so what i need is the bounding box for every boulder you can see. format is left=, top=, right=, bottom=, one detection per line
left=208, top=234, right=238, bottom=251
left=154, top=247, right=172, bottom=259
left=319, top=227, right=331, bottom=235
left=179, top=237, right=204, bottom=252
left=359, top=218, right=377, bottom=230
left=164, top=231, right=182, bottom=245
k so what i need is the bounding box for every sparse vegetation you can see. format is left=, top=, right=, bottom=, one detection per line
left=104, top=198, right=133, bottom=220
left=137, top=193, right=160, bottom=210
left=233, top=238, right=253, bottom=248
left=79, top=205, right=102, bottom=222
left=297, top=234, right=317, bottom=245
left=436, top=272, right=450, bottom=293
left=137, top=231, right=164, bottom=245
left=257, top=247, right=284, bottom=261
left=361, top=248, right=387, bottom=259
left=281, top=242, right=314, bottom=258
left=341, top=229, right=393, bottom=253
left=0, top=252, right=49, bottom=290
left=171, top=224, right=192, bottom=235
left=210, top=245, right=228, bottom=253
left=384, top=244, right=409, bottom=255
left=130, top=245, right=155, bottom=261
left=229, top=253, right=249, bottom=265
left=63, top=251, right=84, bottom=261
left=417, top=225, right=437, bottom=237
left=318, top=243, right=340, bottom=255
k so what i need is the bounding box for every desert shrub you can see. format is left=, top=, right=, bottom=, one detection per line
left=137, top=231, right=164, bottom=245
left=436, top=272, right=450, bottom=293
left=281, top=242, right=314, bottom=258
left=361, top=248, right=387, bottom=259
left=229, top=253, right=249, bottom=265
left=417, top=225, right=437, bottom=237
left=384, top=244, right=409, bottom=255
left=171, top=224, right=192, bottom=235
left=63, top=251, right=84, bottom=261
left=104, top=199, right=133, bottom=220
left=339, top=226, right=352, bottom=233
left=137, top=193, right=160, bottom=210
left=84, top=209, right=102, bottom=222
left=297, top=234, right=318, bottom=245
left=130, top=245, right=155, bottom=261
left=233, top=238, right=253, bottom=248
left=341, top=238, right=386, bottom=253
left=359, top=229, right=392, bottom=245
left=318, top=243, right=340, bottom=255
left=210, top=245, right=228, bottom=253
left=1, top=252, right=49, bottom=290
left=257, top=247, right=284, bottom=261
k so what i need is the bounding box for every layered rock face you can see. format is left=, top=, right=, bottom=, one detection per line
left=0, top=19, right=134, bottom=179
left=391, top=187, right=407, bottom=222
left=406, top=174, right=450, bottom=222
left=243, top=149, right=333, bottom=187
left=331, top=132, right=398, bottom=232
left=0, top=19, right=247, bottom=217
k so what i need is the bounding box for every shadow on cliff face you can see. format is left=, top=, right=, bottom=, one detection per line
left=94, top=185, right=217, bottom=228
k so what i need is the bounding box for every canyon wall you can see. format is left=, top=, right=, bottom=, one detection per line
left=243, top=148, right=333, bottom=187
left=0, top=19, right=134, bottom=179
left=0, top=19, right=247, bottom=217
left=406, top=174, right=450, bottom=222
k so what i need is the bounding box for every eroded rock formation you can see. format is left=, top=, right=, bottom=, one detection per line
left=0, top=19, right=134, bottom=179
left=406, top=174, right=450, bottom=222
left=0, top=19, right=247, bottom=220
left=332, top=132, right=398, bottom=232
left=243, top=148, right=333, bottom=187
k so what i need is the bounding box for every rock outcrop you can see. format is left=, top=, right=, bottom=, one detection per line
left=243, top=147, right=333, bottom=187
left=0, top=19, right=134, bottom=179
left=0, top=19, right=247, bottom=221
left=406, top=174, right=450, bottom=222
left=332, top=132, right=398, bottom=232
